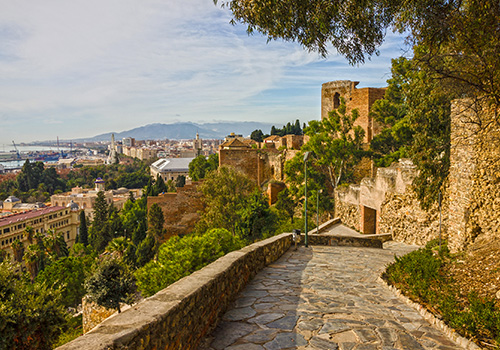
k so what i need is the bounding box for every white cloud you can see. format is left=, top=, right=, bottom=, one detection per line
left=0, top=0, right=406, bottom=144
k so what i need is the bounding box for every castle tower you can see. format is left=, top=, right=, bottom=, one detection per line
left=321, top=80, right=386, bottom=143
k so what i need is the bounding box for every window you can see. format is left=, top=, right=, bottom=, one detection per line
left=333, top=92, right=340, bottom=109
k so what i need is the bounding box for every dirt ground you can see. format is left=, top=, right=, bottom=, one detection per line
left=448, top=237, right=500, bottom=308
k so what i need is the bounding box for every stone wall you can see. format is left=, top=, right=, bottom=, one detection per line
left=57, top=232, right=293, bottom=350
left=82, top=297, right=116, bottom=334
left=379, top=188, right=446, bottom=246
left=335, top=160, right=445, bottom=244
left=147, top=182, right=204, bottom=238
left=335, top=187, right=361, bottom=232
left=447, top=99, right=500, bottom=251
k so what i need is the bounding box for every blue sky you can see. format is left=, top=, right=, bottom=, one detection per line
left=0, top=0, right=409, bottom=146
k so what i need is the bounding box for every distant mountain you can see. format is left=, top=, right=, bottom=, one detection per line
left=78, top=122, right=275, bottom=142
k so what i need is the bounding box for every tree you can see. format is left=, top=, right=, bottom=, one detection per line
left=154, top=174, right=168, bottom=194
left=24, top=244, right=44, bottom=283
left=36, top=255, right=93, bottom=308
left=135, top=228, right=244, bottom=297
left=290, top=98, right=366, bottom=191
left=78, top=210, right=89, bottom=246
left=25, top=226, right=35, bottom=245
left=44, top=230, right=69, bottom=259
left=105, top=237, right=131, bottom=259
left=369, top=57, right=414, bottom=167
left=175, top=175, right=186, bottom=188
left=237, top=190, right=277, bottom=241
left=89, top=191, right=112, bottom=252
left=196, top=166, right=256, bottom=235
left=148, top=203, right=165, bottom=243
left=275, top=188, right=296, bottom=224
left=85, top=259, right=136, bottom=313
left=135, top=234, right=156, bottom=267
left=189, top=154, right=219, bottom=181
left=11, top=239, right=24, bottom=263
left=0, top=262, right=67, bottom=350
left=250, top=129, right=265, bottom=142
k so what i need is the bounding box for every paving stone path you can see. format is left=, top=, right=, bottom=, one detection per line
left=199, top=242, right=464, bottom=350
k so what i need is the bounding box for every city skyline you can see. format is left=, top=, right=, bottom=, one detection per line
left=0, top=0, right=409, bottom=146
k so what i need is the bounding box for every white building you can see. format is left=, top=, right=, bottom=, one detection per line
left=150, top=158, right=194, bottom=182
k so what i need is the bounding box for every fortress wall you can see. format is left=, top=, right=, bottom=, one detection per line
left=147, top=182, right=204, bottom=238
left=448, top=99, right=500, bottom=251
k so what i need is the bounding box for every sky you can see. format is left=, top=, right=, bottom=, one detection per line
left=0, top=0, right=409, bottom=146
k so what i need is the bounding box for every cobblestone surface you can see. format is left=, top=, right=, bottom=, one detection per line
left=199, top=242, right=464, bottom=350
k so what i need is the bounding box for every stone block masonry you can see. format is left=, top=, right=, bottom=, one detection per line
left=447, top=99, right=500, bottom=251
left=56, top=232, right=293, bottom=350
left=147, top=181, right=205, bottom=238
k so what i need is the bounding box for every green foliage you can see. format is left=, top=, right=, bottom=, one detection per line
left=0, top=262, right=67, bottom=350
left=405, top=55, right=452, bottom=210
left=11, top=238, right=24, bottom=263
left=188, top=154, right=219, bottom=181
left=44, top=230, right=69, bottom=259
left=175, top=175, right=186, bottom=188
left=269, top=119, right=302, bottom=136
left=250, top=129, right=265, bottom=142
left=135, top=234, right=156, bottom=267
left=369, top=57, right=414, bottom=167
left=275, top=188, right=296, bottom=224
left=237, top=190, right=277, bottom=241
left=105, top=237, right=132, bottom=259
left=36, top=256, right=93, bottom=308
left=153, top=174, right=168, bottom=194
left=85, top=259, right=136, bottom=313
left=54, top=314, right=83, bottom=348
left=135, top=228, right=244, bottom=297
left=148, top=203, right=165, bottom=242
left=196, top=166, right=256, bottom=236
left=383, top=242, right=500, bottom=347
left=77, top=210, right=89, bottom=246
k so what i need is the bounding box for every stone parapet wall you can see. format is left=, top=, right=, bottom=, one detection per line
left=302, top=233, right=383, bottom=248
left=57, top=232, right=293, bottom=350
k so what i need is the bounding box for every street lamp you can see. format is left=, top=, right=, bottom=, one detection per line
left=317, top=189, right=322, bottom=233
left=303, top=152, right=311, bottom=247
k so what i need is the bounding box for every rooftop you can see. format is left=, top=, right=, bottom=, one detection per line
left=151, top=157, right=194, bottom=172
left=0, top=206, right=66, bottom=228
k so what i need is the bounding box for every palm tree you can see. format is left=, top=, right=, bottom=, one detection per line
left=44, top=230, right=68, bottom=258
left=105, top=237, right=130, bottom=259
left=24, top=244, right=42, bottom=283
left=11, top=239, right=24, bottom=263
left=24, top=226, right=35, bottom=244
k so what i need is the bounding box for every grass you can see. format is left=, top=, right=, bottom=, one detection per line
left=382, top=239, right=500, bottom=349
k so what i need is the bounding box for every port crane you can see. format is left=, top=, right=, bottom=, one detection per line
left=11, top=141, right=21, bottom=160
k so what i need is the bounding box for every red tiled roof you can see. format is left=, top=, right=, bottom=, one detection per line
left=0, top=206, right=66, bottom=228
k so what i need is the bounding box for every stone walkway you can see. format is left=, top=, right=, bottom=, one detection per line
left=199, top=242, right=464, bottom=350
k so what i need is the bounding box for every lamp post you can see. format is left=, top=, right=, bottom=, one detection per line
left=317, top=189, right=322, bottom=233
left=303, top=152, right=310, bottom=247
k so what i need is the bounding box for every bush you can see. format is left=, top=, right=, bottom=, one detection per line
left=383, top=242, right=500, bottom=347
left=135, top=228, right=244, bottom=297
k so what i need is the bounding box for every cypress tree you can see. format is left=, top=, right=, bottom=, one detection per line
left=78, top=210, right=89, bottom=246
